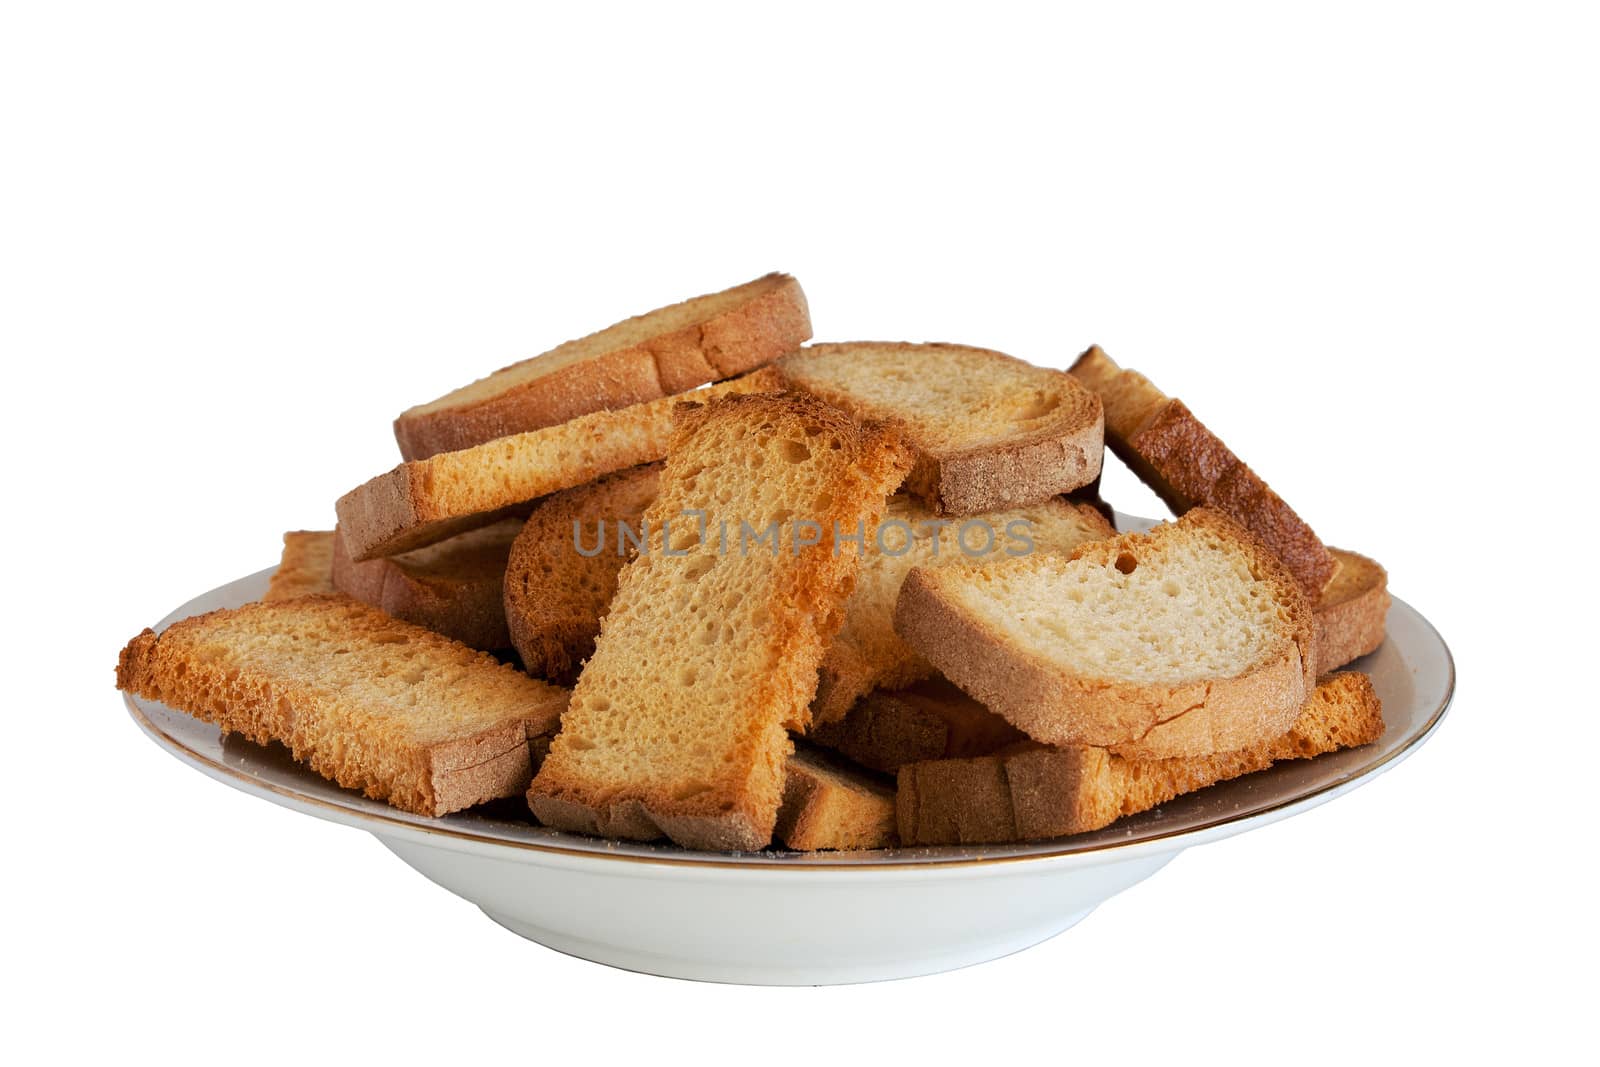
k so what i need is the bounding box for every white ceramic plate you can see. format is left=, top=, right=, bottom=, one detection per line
left=122, top=542, right=1453, bottom=984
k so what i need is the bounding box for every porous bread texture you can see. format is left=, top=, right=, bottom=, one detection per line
left=897, top=672, right=1384, bottom=845
left=115, top=596, right=569, bottom=816
left=527, top=392, right=913, bottom=851
left=395, top=273, right=811, bottom=460
left=331, top=519, right=521, bottom=651
left=263, top=531, right=336, bottom=601
left=503, top=463, right=663, bottom=684
left=894, top=508, right=1315, bottom=759
left=337, top=367, right=784, bottom=561
left=809, top=676, right=1025, bottom=774
left=779, top=343, right=1104, bottom=515
left=1068, top=345, right=1336, bottom=597
left=1315, top=547, right=1390, bottom=674
left=812, top=495, right=1115, bottom=724
left=774, top=744, right=897, bottom=851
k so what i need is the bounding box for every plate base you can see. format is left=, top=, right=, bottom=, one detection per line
left=479, top=906, right=1097, bottom=985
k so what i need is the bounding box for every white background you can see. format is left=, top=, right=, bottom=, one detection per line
left=5, top=2, right=1595, bottom=1063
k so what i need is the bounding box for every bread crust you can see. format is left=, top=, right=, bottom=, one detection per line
left=897, top=672, right=1384, bottom=845
left=527, top=393, right=913, bottom=850
left=503, top=463, right=663, bottom=683
left=330, top=520, right=519, bottom=650
left=1315, top=547, right=1390, bottom=674
left=338, top=367, right=784, bottom=561
left=394, top=274, right=810, bottom=460
left=774, top=745, right=897, bottom=851
left=893, top=509, right=1316, bottom=760
left=115, top=597, right=567, bottom=816
left=809, top=677, right=1024, bottom=773
left=1068, top=345, right=1336, bottom=597
left=780, top=342, right=1104, bottom=515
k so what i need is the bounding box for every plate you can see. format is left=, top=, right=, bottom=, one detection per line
left=122, top=535, right=1453, bottom=983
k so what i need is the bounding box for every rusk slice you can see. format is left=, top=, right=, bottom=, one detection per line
left=897, top=672, right=1384, bottom=845
left=116, top=597, right=569, bottom=816
left=331, top=519, right=521, bottom=651
left=337, top=367, right=783, bottom=561
left=812, top=495, right=1114, bottom=724
left=527, top=392, right=912, bottom=851
left=1315, top=548, right=1390, bottom=674
left=894, top=509, right=1315, bottom=759
left=394, top=273, right=810, bottom=460
left=779, top=343, right=1104, bottom=515
left=263, top=531, right=337, bottom=601
left=1068, top=345, right=1336, bottom=597
left=774, top=744, right=897, bottom=851
left=809, top=676, right=1024, bottom=774
left=503, top=463, right=663, bottom=684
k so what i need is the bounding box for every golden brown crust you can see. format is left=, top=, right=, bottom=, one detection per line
left=897, top=672, right=1384, bottom=845
left=502, top=464, right=663, bottom=684
left=528, top=392, right=914, bottom=851
left=780, top=343, right=1104, bottom=515
left=115, top=597, right=568, bottom=816
left=1315, top=548, right=1390, bottom=674
left=262, top=531, right=337, bottom=601
left=330, top=520, right=520, bottom=650
left=774, top=745, right=897, bottom=851
left=393, top=274, right=811, bottom=460
left=893, top=509, right=1316, bottom=759
left=809, top=676, right=1024, bottom=773
left=1068, top=346, right=1336, bottom=597
left=338, top=367, right=785, bottom=561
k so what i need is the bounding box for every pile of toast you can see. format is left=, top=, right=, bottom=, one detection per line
left=116, top=272, right=1391, bottom=852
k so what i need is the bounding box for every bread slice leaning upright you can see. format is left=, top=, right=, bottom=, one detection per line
left=394, top=273, right=811, bottom=460
left=894, top=509, right=1316, bottom=760
left=116, top=597, right=569, bottom=816
left=1068, top=345, right=1337, bottom=598
left=779, top=343, right=1103, bottom=515
left=528, top=392, right=912, bottom=850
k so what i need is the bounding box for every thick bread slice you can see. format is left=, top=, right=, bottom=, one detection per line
left=810, top=676, right=1024, bottom=774
left=898, top=672, right=1383, bottom=844
left=337, top=367, right=783, bottom=561
left=263, top=531, right=337, bottom=601
left=894, top=508, right=1315, bottom=759
left=812, top=495, right=1115, bottom=724
left=1068, top=345, right=1336, bottom=597
left=779, top=343, right=1104, bottom=515
left=394, top=273, right=811, bottom=460
left=774, top=744, right=897, bottom=851
left=1316, top=548, right=1390, bottom=674
left=331, top=519, right=520, bottom=651
left=527, top=393, right=913, bottom=851
left=115, top=597, right=569, bottom=816
left=503, top=463, right=663, bottom=684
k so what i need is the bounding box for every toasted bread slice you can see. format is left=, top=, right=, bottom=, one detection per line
left=337, top=367, right=784, bottom=562
left=116, top=597, right=569, bottom=816
left=810, top=676, right=1024, bottom=773
left=894, top=509, right=1315, bottom=759
left=262, top=531, right=337, bottom=601
left=503, top=464, right=663, bottom=684
left=897, top=672, right=1384, bottom=844
left=774, top=744, right=897, bottom=851
left=812, top=495, right=1115, bottom=724
left=1068, top=345, right=1336, bottom=597
left=779, top=343, right=1103, bottom=515
left=527, top=393, right=912, bottom=851
left=330, top=519, right=520, bottom=651
left=394, top=273, right=810, bottom=460
left=1316, top=548, right=1390, bottom=674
